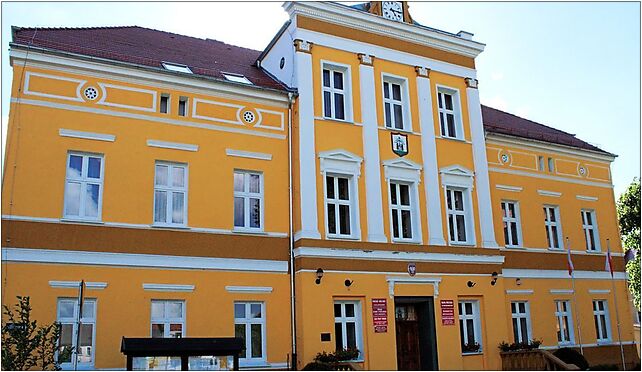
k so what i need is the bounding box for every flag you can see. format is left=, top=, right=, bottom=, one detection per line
left=605, top=242, right=614, bottom=277
left=566, top=245, right=574, bottom=276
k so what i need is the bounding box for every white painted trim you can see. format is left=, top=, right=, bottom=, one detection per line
left=147, top=140, right=198, bottom=152
left=225, top=286, right=273, bottom=293
left=10, top=98, right=286, bottom=140
left=495, top=184, right=523, bottom=192
left=296, top=269, right=495, bottom=277
left=486, top=134, right=615, bottom=163
left=489, top=166, right=613, bottom=188
left=226, top=149, right=272, bottom=161
left=381, top=72, right=413, bottom=132
left=143, top=283, right=195, bottom=292
left=59, top=129, right=115, bottom=142
left=23, top=71, right=86, bottom=102
left=318, top=150, right=363, bottom=177
left=550, top=289, right=574, bottom=294
left=588, top=289, right=611, bottom=294
left=293, top=247, right=504, bottom=264
left=576, top=195, right=598, bottom=202
left=435, top=84, right=465, bottom=140
left=538, top=190, right=562, bottom=197
left=502, top=269, right=626, bottom=280
left=2, top=248, right=289, bottom=273
left=439, top=165, right=474, bottom=188
left=96, top=82, right=157, bottom=112
left=49, top=280, right=107, bottom=289
left=506, top=289, right=534, bottom=295
left=387, top=276, right=441, bottom=298
left=540, top=341, right=636, bottom=350
left=382, top=158, right=422, bottom=183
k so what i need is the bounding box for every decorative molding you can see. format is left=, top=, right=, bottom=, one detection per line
left=49, top=280, right=107, bottom=289
left=439, top=165, right=474, bottom=188
left=96, top=82, right=157, bottom=112
left=382, top=158, right=422, bottom=183
left=319, top=149, right=363, bottom=177
left=23, top=71, right=86, bottom=102
left=143, top=283, right=195, bottom=292
left=225, top=286, right=273, bottom=294
left=506, top=289, right=534, bottom=295
left=576, top=195, right=598, bottom=202
left=486, top=134, right=616, bottom=163
left=59, top=128, right=115, bottom=142
left=503, top=269, right=626, bottom=280
left=464, top=77, right=478, bottom=89
left=225, top=149, right=272, bottom=161
left=550, top=289, right=574, bottom=294
left=588, top=289, right=611, bottom=294
left=387, top=276, right=441, bottom=298
left=357, top=53, right=374, bottom=66
left=147, top=139, right=198, bottom=152
left=537, top=190, right=562, bottom=197
left=489, top=166, right=613, bottom=189
left=495, top=184, right=523, bottom=192
left=293, top=247, right=504, bottom=265
left=294, top=39, right=312, bottom=53
left=415, top=66, right=430, bottom=77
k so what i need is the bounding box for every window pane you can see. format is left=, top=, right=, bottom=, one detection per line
left=399, top=185, right=410, bottom=206
left=504, top=223, right=510, bottom=245
left=68, top=155, right=83, bottom=178
left=588, top=230, right=595, bottom=250
left=172, top=192, right=184, bottom=224
left=324, top=91, right=332, bottom=117
left=169, top=324, right=182, bottom=338
left=85, top=184, right=100, bottom=217
left=446, top=190, right=452, bottom=210
left=384, top=103, right=392, bottom=127
left=438, top=93, right=443, bottom=109
left=512, top=318, right=519, bottom=343
left=448, top=215, right=455, bottom=241
left=600, top=316, right=608, bottom=338
left=251, top=324, right=262, bottom=358
left=87, top=157, right=101, bottom=179
left=551, top=226, right=559, bottom=248
left=510, top=222, right=519, bottom=245
left=250, top=198, right=260, bottom=228
left=234, top=197, right=245, bottom=227
left=465, top=303, right=473, bottom=315
left=235, top=304, right=245, bottom=319
left=439, top=113, right=446, bottom=135
left=59, top=301, right=75, bottom=319
left=444, top=93, right=453, bottom=110
left=383, top=82, right=390, bottom=99
left=393, top=104, right=403, bottom=129
left=338, top=178, right=349, bottom=200
left=519, top=302, right=525, bottom=313
left=339, top=205, right=351, bottom=235
left=466, top=319, right=475, bottom=344
left=326, top=176, right=335, bottom=199
left=335, top=322, right=343, bottom=350
left=249, top=174, right=260, bottom=193
left=334, top=304, right=342, bottom=318
left=59, top=324, right=73, bottom=363
left=65, top=182, right=81, bottom=216
left=454, top=191, right=464, bottom=211
left=178, top=100, right=186, bottom=116
left=392, top=84, right=401, bottom=101
left=346, top=322, right=356, bottom=349
left=160, top=96, right=168, bottom=113
left=520, top=318, right=528, bottom=342
left=586, top=211, right=593, bottom=225
left=345, top=304, right=355, bottom=317
left=167, top=302, right=183, bottom=318
left=155, top=165, right=168, bottom=186
left=334, top=93, right=345, bottom=120
left=456, top=215, right=467, bottom=241
left=251, top=304, right=262, bottom=318
left=333, top=71, right=343, bottom=90
left=323, top=69, right=330, bottom=87
left=235, top=324, right=246, bottom=359
left=508, top=203, right=516, bottom=218
left=81, top=301, right=95, bottom=319
left=327, top=204, right=336, bottom=234
left=390, top=183, right=397, bottom=205
left=152, top=323, right=164, bottom=338
left=152, top=302, right=165, bottom=319
left=549, top=208, right=557, bottom=222
left=459, top=320, right=465, bottom=349
left=392, top=210, right=400, bottom=238
left=401, top=210, right=412, bottom=239
left=234, top=173, right=245, bottom=192
left=78, top=324, right=93, bottom=363
left=447, top=114, right=456, bottom=137
left=172, top=167, right=185, bottom=188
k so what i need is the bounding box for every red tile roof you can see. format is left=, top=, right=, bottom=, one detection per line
left=11, top=26, right=287, bottom=91
left=481, top=105, right=612, bottom=155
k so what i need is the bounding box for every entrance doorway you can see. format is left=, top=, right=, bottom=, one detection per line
left=394, top=297, right=438, bottom=370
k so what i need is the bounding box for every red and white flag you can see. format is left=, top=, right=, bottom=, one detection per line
left=605, top=240, right=614, bottom=277
left=566, top=241, right=574, bottom=276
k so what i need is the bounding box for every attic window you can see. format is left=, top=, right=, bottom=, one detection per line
left=161, top=62, right=193, bottom=74
left=222, top=73, right=253, bottom=85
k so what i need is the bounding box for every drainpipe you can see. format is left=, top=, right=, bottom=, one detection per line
left=287, top=91, right=297, bottom=370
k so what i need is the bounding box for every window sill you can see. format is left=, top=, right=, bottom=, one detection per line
left=462, top=351, right=483, bottom=356
left=436, top=135, right=469, bottom=143
left=505, top=245, right=525, bottom=249
left=317, top=117, right=356, bottom=125
left=378, top=126, right=420, bottom=136
left=392, top=239, right=422, bottom=245
left=596, top=340, right=612, bottom=345
left=60, top=218, right=104, bottom=225
left=449, top=241, right=476, bottom=247
left=232, top=228, right=267, bottom=235
left=239, top=360, right=269, bottom=367
left=547, top=247, right=565, bottom=252
left=327, top=235, right=361, bottom=241
left=585, top=250, right=602, bottom=254
left=151, top=224, right=190, bottom=230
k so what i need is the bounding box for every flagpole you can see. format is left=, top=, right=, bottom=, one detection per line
left=607, top=239, right=626, bottom=370
left=567, top=237, right=583, bottom=355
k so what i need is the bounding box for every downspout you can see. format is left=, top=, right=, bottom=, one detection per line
left=287, top=91, right=297, bottom=370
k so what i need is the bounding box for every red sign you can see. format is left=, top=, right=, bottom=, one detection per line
left=440, top=299, right=455, bottom=326
left=372, top=298, right=388, bottom=333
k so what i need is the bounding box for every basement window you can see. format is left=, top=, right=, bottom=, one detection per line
left=223, top=73, right=253, bottom=85
left=161, top=62, right=193, bottom=74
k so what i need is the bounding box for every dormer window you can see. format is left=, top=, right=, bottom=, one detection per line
left=161, top=62, right=192, bottom=74
left=223, top=73, right=253, bottom=85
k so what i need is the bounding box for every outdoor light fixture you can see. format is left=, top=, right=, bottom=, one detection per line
left=315, top=268, right=324, bottom=285
left=516, top=278, right=522, bottom=286
left=344, top=279, right=353, bottom=287
left=467, top=281, right=476, bottom=288
left=490, top=272, right=498, bottom=286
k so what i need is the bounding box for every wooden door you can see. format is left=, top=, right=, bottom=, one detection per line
left=395, top=305, right=421, bottom=370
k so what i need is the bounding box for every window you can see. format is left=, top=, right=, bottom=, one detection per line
left=160, top=94, right=169, bottom=114
left=458, top=300, right=481, bottom=353
left=322, top=64, right=350, bottom=121
left=151, top=300, right=185, bottom=338
left=446, top=188, right=471, bottom=244
left=162, top=62, right=192, bottom=74
left=234, top=171, right=263, bottom=230
left=511, top=301, right=532, bottom=344
left=154, top=162, right=187, bottom=226
left=382, top=76, right=408, bottom=130
left=178, top=97, right=188, bottom=117
left=547, top=157, right=555, bottom=172
left=501, top=201, right=522, bottom=247
left=592, top=300, right=611, bottom=342
left=554, top=300, right=574, bottom=345
left=64, top=152, right=103, bottom=220
left=581, top=210, right=600, bottom=251
left=389, top=181, right=416, bottom=241
left=57, top=298, right=96, bottom=368
left=334, top=301, right=363, bottom=358
left=437, top=87, right=462, bottom=139
left=538, top=156, right=545, bottom=171
left=543, top=206, right=562, bottom=249
left=222, top=73, right=253, bottom=85
left=234, top=302, right=266, bottom=364
left=325, top=175, right=354, bottom=238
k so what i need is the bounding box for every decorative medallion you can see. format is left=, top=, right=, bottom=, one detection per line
left=391, top=132, right=408, bottom=157
left=578, top=166, right=587, bottom=176
left=242, top=111, right=256, bottom=124
left=83, top=86, right=98, bottom=101
left=407, top=262, right=416, bottom=277
left=500, top=153, right=510, bottom=164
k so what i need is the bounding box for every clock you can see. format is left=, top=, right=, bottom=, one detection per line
left=382, top=1, right=403, bottom=22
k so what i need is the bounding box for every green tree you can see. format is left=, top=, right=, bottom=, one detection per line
left=1, top=296, right=63, bottom=370
left=617, top=178, right=641, bottom=310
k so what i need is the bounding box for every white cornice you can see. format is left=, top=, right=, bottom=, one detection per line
left=225, top=286, right=273, bottom=293
left=284, top=1, right=485, bottom=58
left=143, top=283, right=195, bottom=292
left=293, top=247, right=504, bottom=265
left=49, top=280, right=107, bottom=289
left=147, top=139, right=199, bottom=152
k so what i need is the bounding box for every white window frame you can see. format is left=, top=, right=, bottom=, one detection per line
left=178, top=96, right=189, bottom=117
left=334, top=300, right=364, bottom=360
left=554, top=300, right=575, bottom=345
left=581, top=209, right=601, bottom=252
left=511, top=301, right=533, bottom=344
left=234, top=302, right=267, bottom=366
left=547, top=157, right=555, bottom=172
left=388, top=180, right=421, bottom=243
left=543, top=205, right=563, bottom=250
left=538, top=156, right=545, bottom=171
left=150, top=300, right=186, bottom=338
left=324, top=173, right=358, bottom=239
left=161, top=62, right=193, bottom=74
left=592, top=299, right=611, bottom=343
left=63, top=152, right=104, bottom=221
left=153, top=161, right=188, bottom=227
left=321, top=61, right=352, bottom=122
left=445, top=187, right=475, bottom=245
left=222, top=73, right=253, bottom=85
left=436, top=85, right=464, bottom=140
left=501, top=200, right=523, bottom=248
left=382, top=73, right=412, bottom=131
left=57, top=298, right=97, bottom=370
left=233, top=170, right=264, bottom=232
left=458, top=300, right=482, bottom=354
left=159, top=94, right=170, bottom=114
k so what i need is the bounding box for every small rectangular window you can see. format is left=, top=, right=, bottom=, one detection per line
left=548, top=157, right=555, bottom=172
left=538, top=156, right=545, bottom=171
left=543, top=206, right=562, bottom=249
left=161, top=62, right=192, bottom=74
left=501, top=201, right=522, bottom=247
left=64, top=152, right=104, bottom=220
left=325, top=175, right=354, bottom=237
left=57, top=298, right=96, bottom=368
left=555, top=300, right=574, bottom=345
left=322, top=64, right=349, bottom=121
left=446, top=187, right=470, bottom=244
left=234, top=302, right=266, bottom=363
left=233, top=171, right=263, bottom=230
left=389, top=181, right=416, bottom=241
left=151, top=300, right=185, bottom=338
left=154, top=162, right=187, bottom=226
left=511, top=301, right=532, bottom=344
left=382, top=76, right=408, bottom=131
left=334, top=301, right=363, bottom=358
left=458, top=300, right=482, bottom=353
left=581, top=210, right=600, bottom=251
left=223, top=73, right=253, bottom=85
left=592, top=300, right=610, bottom=342
left=160, top=94, right=170, bottom=114
left=178, top=97, right=188, bottom=117
left=437, top=88, right=462, bottom=139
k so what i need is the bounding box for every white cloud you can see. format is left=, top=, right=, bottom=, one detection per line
left=490, top=72, right=504, bottom=81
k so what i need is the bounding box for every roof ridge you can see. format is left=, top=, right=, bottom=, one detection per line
left=14, top=25, right=140, bottom=32
left=481, top=104, right=577, bottom=137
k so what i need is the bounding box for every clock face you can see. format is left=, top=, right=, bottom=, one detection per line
left=382, top=1, right=403, bottom=21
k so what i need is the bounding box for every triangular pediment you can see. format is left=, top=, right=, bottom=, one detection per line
left=318, top=149, right=363, bottom=164
left=439, top=164, right=473, bottom=177
left=382, top=158, right=422, bottom=171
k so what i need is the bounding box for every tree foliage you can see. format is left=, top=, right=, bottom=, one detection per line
left=617, top=178, right=641, bottom=310
left=1, top=296, right=63, bottom=371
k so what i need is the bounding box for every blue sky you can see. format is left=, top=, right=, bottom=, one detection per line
left=2, top=1, right=639, bottom=195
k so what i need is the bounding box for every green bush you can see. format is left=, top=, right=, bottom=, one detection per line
left=498, top=339, right=542, bottom=352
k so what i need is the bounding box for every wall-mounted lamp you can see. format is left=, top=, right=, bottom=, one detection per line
left=515, top=278, right=522, bottom=286
left=344, top=279, right=353, bottom=287
left=315, top=268, right=324, bottom=285
left=467, top=281, right=476, bottom=288
left=491, top=272, right=498, bottom=286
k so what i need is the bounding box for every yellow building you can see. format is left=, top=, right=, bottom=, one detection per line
left=2, top=1, right=639, bottom=370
